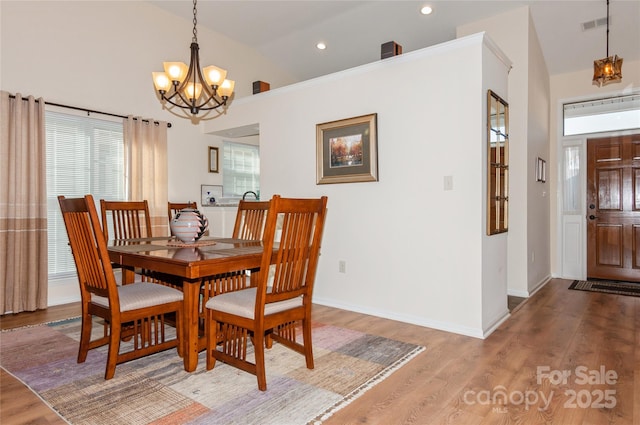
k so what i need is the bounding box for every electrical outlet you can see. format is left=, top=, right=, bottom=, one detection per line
left=338, top=260, right=346, bottom=273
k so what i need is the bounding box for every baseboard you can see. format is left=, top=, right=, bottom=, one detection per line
left=507, top=275, right=551, bottom=298
left=481, top=310, right=510, bottom=338
left=528, top=275, right=551, bottom=296
left=313, top=297, right=486, bottom=339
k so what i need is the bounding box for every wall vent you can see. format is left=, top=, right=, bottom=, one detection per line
left=581, top=16, right=608, bottom=31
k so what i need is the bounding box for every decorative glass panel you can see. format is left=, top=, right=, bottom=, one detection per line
left=487, top=90, right=509, bottom=235
left=563, top=146, right=582, bottom=213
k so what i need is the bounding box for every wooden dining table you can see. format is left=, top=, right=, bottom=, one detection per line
left=107, top=236, right=272, bottom=372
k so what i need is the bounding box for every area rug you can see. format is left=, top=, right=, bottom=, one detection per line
left=569, top=279, right=640, bottom=297
left=0, top=318, right=424, bottom=425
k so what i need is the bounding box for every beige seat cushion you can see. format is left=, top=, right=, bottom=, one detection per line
left=92, top=282, right=183, bottom=312
left=205, top=287, right=302, bottom=319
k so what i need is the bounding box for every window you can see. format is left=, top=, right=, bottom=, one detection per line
left=46, top=110, right=125, bottom=277
left=563, top=145, right=582, bottom=214
left=563, top=94, right=640, bottom=136
left=487, top=90, right=509, bottom=235
left=222, top=141, right=260, bottom=198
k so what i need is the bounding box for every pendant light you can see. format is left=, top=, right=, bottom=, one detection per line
left=592, top=0, right=623, bottom=87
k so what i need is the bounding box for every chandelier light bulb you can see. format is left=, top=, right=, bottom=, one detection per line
left=203, top=65, right=227, bottom=87
left=152, top=72, right=171, bottom=92
left=219, top=79, right=235, bottom=98
left=164, top=62, right=188, bottom=82
left=184, top=82, right=203, bottom=101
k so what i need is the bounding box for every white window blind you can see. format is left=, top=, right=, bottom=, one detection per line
left=222, top=141, right=260, bottom=198
left=46, top=110, right=125, bottom=277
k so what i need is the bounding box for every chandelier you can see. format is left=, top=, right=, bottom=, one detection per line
left=592, top=0, right=623, bottom=87
left=152, top=0, right=234, bottom=115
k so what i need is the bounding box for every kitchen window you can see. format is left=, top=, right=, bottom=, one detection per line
left=222, top=141, right=260, bottom=198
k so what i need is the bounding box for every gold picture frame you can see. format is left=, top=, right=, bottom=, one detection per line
left=208, top=146, right=219, bottom=173
left=316, top=113, right=378, bottom=184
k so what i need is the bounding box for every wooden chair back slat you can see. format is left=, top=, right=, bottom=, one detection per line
left=233, top=200, right=270, bottom=240
left=100, top=200, right=152, bottom=241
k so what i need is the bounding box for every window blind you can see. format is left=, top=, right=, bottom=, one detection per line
left=46, top=110, right=125, bottom=277
left=222, top=141, right=260, bottom=198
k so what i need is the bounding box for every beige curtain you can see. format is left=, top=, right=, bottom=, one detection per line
left=124, top=116, right=169, bottom=236
left=0, top=91, right=48, bottom=314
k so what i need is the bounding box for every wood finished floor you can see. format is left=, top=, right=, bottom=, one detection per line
left=0, top=279, right=638, bottom=424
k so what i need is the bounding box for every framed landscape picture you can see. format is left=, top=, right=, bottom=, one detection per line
left=316, top=113, right=378, bottom=184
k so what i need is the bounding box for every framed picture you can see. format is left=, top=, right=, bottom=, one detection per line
left=208, top=146, right=219, bottom=173
left=536, top=157, right=546, bottom=182
left=316, top=113, right=378, bottom=184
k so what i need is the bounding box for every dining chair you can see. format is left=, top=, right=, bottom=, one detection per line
left=204, top=195, right=328, bottom=391
left=232, top=199, right=270, bottom=241
left=198, top=199, right=271, bottom=328
left=168, top=201, right=197, bottom=235
left=100, top=199, right=152, bottom=241
left=58, top=195, right=184, bottom=380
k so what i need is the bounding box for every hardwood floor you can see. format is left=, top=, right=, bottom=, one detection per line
left=1, top=278, right=638, bottom=424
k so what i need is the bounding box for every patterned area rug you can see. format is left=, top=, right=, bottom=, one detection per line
left=569, top=279, right=640, bottom=297
left=0, top=318, right=424, bottom=425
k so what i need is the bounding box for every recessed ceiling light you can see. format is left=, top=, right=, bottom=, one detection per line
left=316, top=42, right=327, bottom=50
left=420, top=5, right=433, bottom=15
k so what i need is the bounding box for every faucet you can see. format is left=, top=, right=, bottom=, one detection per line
left=242, top=191, right=258, bottom=200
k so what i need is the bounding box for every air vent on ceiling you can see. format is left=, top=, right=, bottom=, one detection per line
left=581, top=16, right=608, bottom=31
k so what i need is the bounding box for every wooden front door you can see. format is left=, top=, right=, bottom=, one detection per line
left=587, top=134, right=640, bottom=282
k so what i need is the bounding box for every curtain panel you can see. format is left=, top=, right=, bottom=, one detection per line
left=124, top=116, right=169, bottom=236
left=0, top=91, right=48, bottom=314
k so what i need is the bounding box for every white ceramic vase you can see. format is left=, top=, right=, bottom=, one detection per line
left=170, top=208, right=209, bottom=243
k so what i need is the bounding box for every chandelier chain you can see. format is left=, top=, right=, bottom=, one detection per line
left=605, top=0, right=609, bottom=56
left=192, top=0, right=198, bottom=43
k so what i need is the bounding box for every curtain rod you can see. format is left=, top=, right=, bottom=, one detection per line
left=8, top=94, right=172, bottom=128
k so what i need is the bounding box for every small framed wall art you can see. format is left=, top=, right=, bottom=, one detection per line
left=208, top=146, right=219, bottom=173
left=316, top=113, right=378, bottom=184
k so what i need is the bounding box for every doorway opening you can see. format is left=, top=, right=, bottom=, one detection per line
left=559, top=93, right=640, bottom=283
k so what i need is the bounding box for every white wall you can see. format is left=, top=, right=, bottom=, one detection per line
left=526, top=13, right=552, bottom=292
left=458, top=6, right=551, bottom=297
left=204, top=34, right=511, bottom=337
